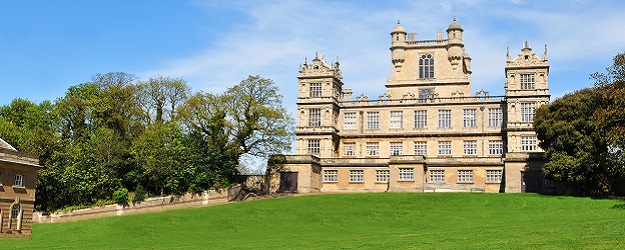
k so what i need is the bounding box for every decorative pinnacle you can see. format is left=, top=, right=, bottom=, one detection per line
left=506, top=47, right=510, bottom=61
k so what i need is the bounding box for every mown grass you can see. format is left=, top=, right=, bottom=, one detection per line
left=2, top=193, right=625, bottom=249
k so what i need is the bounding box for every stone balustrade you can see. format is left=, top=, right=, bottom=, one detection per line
left=341, top=96, right=506, bottom=107
left=406, top=39, right=449, bottom=46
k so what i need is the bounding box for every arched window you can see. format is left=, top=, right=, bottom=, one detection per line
left=419, top=54, right=434, bottom=79
left=11, top=204, right=20, bottom=219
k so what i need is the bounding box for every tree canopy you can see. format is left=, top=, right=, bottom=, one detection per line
left=535, top=52, right=625, bottom=195
left=0, top=74, right=292, bottom=211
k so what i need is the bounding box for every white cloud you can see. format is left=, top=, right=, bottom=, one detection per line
left=143, top=0, right=625, bottom=108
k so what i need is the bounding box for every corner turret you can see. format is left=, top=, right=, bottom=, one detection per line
left=446, top=17, right=464, bottom=68
left=390, top=20, right=407, bottom=72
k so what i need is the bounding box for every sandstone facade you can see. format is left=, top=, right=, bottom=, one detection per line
left=271, top=19, right=550, bottom=194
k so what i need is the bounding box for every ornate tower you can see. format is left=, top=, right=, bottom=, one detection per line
left=295, top=54, right=343, bottom=157
left=386, top=18, right=472, bottom=98
left=503, top=41, right=550, bottom=192
left=504, top=41, right=550, bottom=153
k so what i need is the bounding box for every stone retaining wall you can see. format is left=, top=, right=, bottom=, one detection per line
left=33, top=189, right=228, bottom=223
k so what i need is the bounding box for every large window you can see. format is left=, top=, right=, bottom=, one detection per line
left=419, top=54, right=435, bottom=79
left=14, top=174, right=23, bottom=187
left=486, top=170, right=503, bottom=183
left=463, top=140, right=477, bottom=155
left=429, top=170, right=445, bottom=183
left=438, top=141, right=452, bottom=155
left=350, top=170, right=364, bottom=183
left=376, top=170, right=390, bottom=183
left=489, top=140, right=503, bottom=155
left=308, top=109, right=321, bottom=127
left=323, top=170, right=338, bottom=182
left=310, top=82, right=322, bottom=97
left=414, top=141, right=427, bottom=155
left=366, top=142, right=379, bottom=156
left=398, top=168, right=414, bottom=181
left=367, top=111, right=380, bottom=130
left=458, top=170, right=474, bottom=183
left=521, top=136, right=537, bottom=152
left=463, top=109, right=477, bottom=128
left=11, top=204, right=20, bottom=219
left=390, top=142, right=403, bottom=156
left=308, top=139, right=320, bottom=155
left=521, top=103, right=536, bottom=122
left=488, top=108, right=503, bottom=127
left=344, top=112, right=357, bottom=130
left=438, top=110, right=452, bottom=128
left=414, top=110, right=427, bottom=128
left=520, top=74, right=535, bottom=90
left=390, top=111, right=403, bottom=129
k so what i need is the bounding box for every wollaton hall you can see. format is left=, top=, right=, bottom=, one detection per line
left=269, top=19, right=551, bottom=194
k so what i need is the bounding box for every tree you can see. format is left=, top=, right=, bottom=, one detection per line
left=0, top=99, right=58, bottom=160
left=179, top=92, right=238, bottom=188
left=56, top=83, right=100, bottom=143
left=90, top=72, right=142, bottom=140
left=131, top=122, right=189, bottom=195
left=591, top=52, right=625, bottom=178
left=535, top=52, right=625, bottom=195
left=136, top=75, right=190, bottom=126
left=534, top=88, right=614, bottom=194
left=46, top=132, right=122, bottom=207
left=222, top=75, right=294, bottom=162
left=179, top=76, right=292, bottom=182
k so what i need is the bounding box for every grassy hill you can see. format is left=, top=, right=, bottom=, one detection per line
left=3, top=193, right=625, bottom=249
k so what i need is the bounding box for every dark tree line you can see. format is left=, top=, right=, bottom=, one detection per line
left=0, top=73, right=293, bottom=211
left=534, top=52, right=625, bottom=195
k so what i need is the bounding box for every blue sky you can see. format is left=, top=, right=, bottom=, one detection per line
left=1, top=0, right=625, bottom=115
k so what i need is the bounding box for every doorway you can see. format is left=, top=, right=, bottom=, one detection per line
left=279, top=172, right=298, bottom=193
left=521, top=171, right=543, bottom=193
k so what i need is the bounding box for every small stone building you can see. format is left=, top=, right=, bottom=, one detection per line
left=0, top=138, right=40, bottom=238
left=270, top=19, right=550, bottom=194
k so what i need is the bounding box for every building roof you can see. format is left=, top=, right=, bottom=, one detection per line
left=0, top=137, right=41, bottom=168
left=0, top=137, right=16, bottom=151
left=447, top=17, right=463, bottom=31
left=391, top=20, right=406, bottom=33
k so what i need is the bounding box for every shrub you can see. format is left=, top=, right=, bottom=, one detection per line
left=113, top=188, right=129, bottom=206
left=133, top=184, right=146, bottom=204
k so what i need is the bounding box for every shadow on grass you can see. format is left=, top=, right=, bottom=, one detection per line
left=611, top=203, right=625, bottom=210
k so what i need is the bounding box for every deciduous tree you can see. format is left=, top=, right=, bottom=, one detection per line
left=223, top=75, right=294, bottom=161
left=534, top=88, right=613, bottom=194
left=136, top=76, right=190, bottom=126
left=535, top=52, right=625, bottom=195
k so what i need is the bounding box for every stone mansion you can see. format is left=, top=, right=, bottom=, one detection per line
left=270, top=19, right=550, bottom=193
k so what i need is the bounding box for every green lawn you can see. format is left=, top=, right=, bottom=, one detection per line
left=3, top=193, right=625, bottom=249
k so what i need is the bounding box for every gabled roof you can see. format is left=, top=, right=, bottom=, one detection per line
left=0, top=137, right=17, bottom=151
left=0, top=137, right=41, bottom=168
